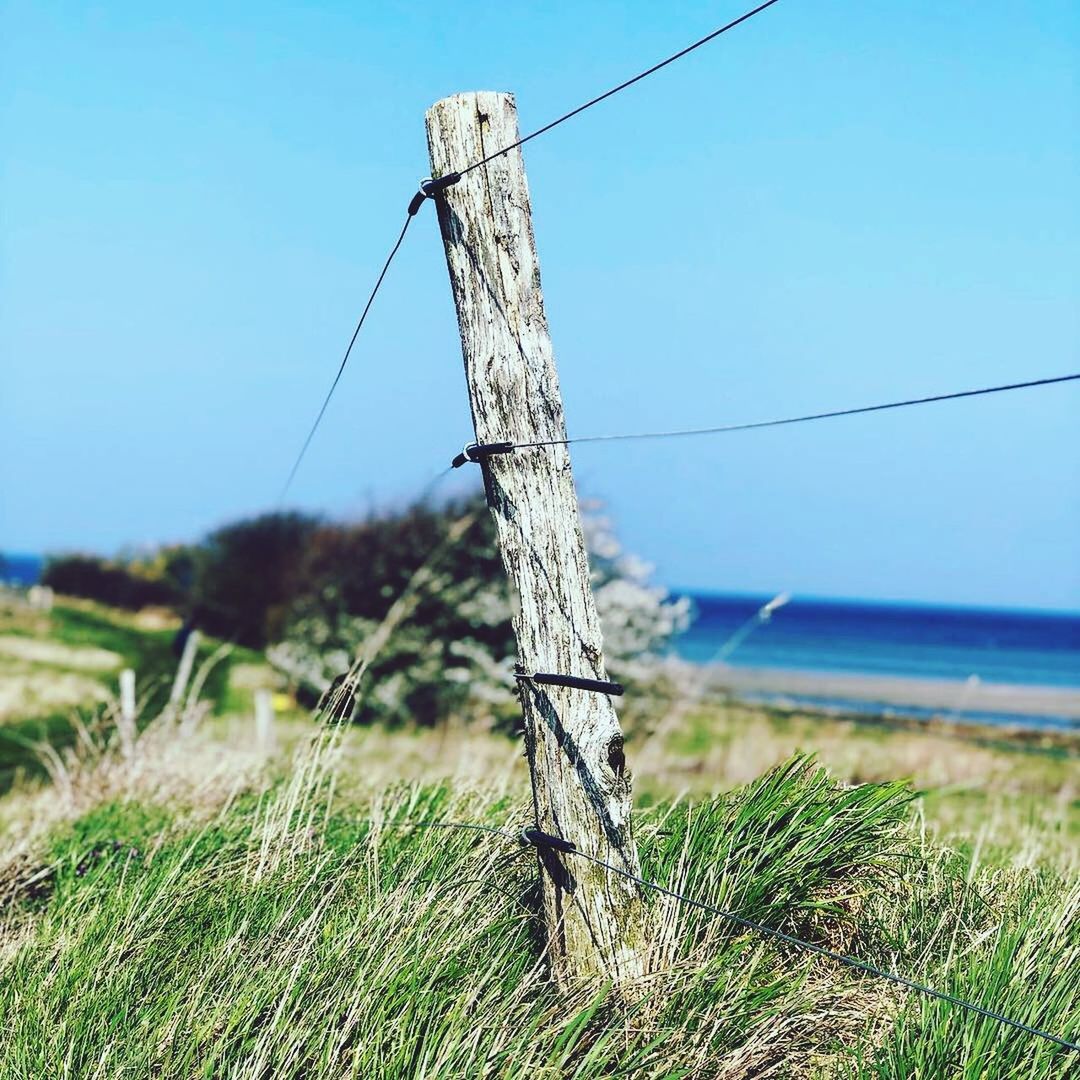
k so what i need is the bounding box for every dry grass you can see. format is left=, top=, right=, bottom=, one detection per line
left=0, top=600, right=1075, bottom=1077
left=0, top=706, right=924, bottom=1078
left=636, top=698, right=1075, bottom=795
left=0, top=635, right=122, bottom=671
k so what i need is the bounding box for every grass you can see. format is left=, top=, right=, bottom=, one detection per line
left=0, top=596, right=258, bottom=794
left=642, top=698, right=1079, bottom=870
left=0, top=751, right=905, bottom=1077
left=0, top=596, right=1076, bottom=1078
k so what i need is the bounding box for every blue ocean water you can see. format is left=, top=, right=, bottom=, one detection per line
left=676, top=593, right=1080, bottom=690
left=4, top=548, right=1077, bottom=726
left=1, top=554, right=44, bottom=586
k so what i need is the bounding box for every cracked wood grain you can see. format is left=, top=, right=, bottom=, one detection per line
left=425, top=91, right=648, bottom=985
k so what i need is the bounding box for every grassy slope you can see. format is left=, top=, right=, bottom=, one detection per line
left=644, top=701, right=1079, bottom=870
left=0, top=597, right=255, bottom=794
left=0, top=602, right=1076, bottom=1078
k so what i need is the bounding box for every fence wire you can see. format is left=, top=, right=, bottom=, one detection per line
left=371, top=818, right=1079, bottom=1054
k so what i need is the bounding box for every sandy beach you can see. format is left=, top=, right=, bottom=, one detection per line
left=710, top=665, right=1080, bottom=723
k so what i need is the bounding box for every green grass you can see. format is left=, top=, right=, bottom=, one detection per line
left=0, top=744, right=1076, bottom=1079
left=32, top=602, right=248, bottom=713
left=647, top=698, right=1079, bottom=869
left=856, top=870, right=1079, bottom=1079
left=0, top=601, right=1076, bottom=1077
left=0, top=760, right=886, bottom=1077
left=0, top=600, right=257, bottom=794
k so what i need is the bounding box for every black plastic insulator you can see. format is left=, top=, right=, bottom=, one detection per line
left=450, top=441, right=515, bottom=469
left=408, top=172, right=463, bottom=217
left=421, top=171, right=462, bottom=196
left=521, top=827, right=577, bottom=854
left=515, top=672, right=625, bottom=697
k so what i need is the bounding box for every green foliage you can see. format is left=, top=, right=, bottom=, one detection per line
left=274, top=499, right=516, bottom=725
left=191, top=511, right=321, bottom=647
left=1, top=750, right=1076, bottom=1077
left=42, top=555, right=180, bottom=610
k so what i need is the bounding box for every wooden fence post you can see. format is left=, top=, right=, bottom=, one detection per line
left=169, top=629, right=200, bottom=711
left=119, top=668, right=136, bottom=723
left=118, top=668, right=136, bottom=755
left=254, top=689, right=275, bottom=754
left=426, top=91, right=649, bottom=985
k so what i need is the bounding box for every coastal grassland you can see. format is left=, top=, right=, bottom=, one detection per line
left=635, top=698, right=1078, bottom=870
left=0, top=601, right=1075, bottom=1077
left=0, top=596, right=257, bottom=794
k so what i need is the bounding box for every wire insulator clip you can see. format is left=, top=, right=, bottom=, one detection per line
left=451, top=441, right=515, bottom=469
left=408, top=172, right=463, bottom=216
left=520, top=827, right=577, bottom=853
left=515, top=672, right=625, bottom=697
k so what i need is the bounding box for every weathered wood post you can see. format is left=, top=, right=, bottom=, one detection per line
left=118, top=668, right=136, bottom=755
left=254, top=689, right=275, bottom=753
left=169, top=629, right=200, bottom=711
left=426, top=91, right=649, bottom=985
left=119, top=668, right=136, bottom=723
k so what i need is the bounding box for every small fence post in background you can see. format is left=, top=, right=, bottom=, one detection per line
left=169, top=629, right=201, bottom=711
left=118, top=667, right=136, bottom=755
left=254, top=689, right=275, bottom=754
left=27, top=584, right=54, bottom=612
left=426, top=91, right=649, bottom=986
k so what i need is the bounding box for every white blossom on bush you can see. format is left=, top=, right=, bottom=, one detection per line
left=583, top=507, right=692, bottom=681
left=269, top=501, right=688, bottom=726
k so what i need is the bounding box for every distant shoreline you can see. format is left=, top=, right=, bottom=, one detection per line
left=1, top=553, right=44, bottom=587
left=677, top=588, right=1080, bottom=620
left=704, top=663, right=1080, bottom=730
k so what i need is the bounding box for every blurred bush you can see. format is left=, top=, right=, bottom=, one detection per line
left=41, top=555, right=180, bottom=610
left=190, top=512, right=319, bottom=648
left=268, top=497, right=690, bottom=728
left=42, top=498, right=689, bottom=728
left=268, top=500, right=514, bottom=726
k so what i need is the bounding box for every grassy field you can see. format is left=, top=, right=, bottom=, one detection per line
left=0, top=596, right=1076, bottom=1078
left=0, top=595, right=256, bottom=795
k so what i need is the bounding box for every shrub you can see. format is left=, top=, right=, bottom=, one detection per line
left=41, top=555, right=179, bottom=610
left=190, top=512, right=320, bottom=648
left=268, top=497, right=690, bottom=727
left=42, top=497, right=690, bottom=730
left=268, top=500, right=513, bottom=725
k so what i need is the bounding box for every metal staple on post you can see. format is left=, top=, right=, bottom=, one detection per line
left=426, top=90, right=649, bottom=985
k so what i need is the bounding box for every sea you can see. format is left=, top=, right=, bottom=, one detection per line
left=5, top=552, right=1077, bottom=729
left=2, top=554, right=44, bottom=586
left=676, top=593, right=1080, bottom=731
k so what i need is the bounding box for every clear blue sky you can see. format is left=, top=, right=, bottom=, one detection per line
left=2, top=1, right=1078, bottom=610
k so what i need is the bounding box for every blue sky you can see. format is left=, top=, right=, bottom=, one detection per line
left=2, top=1, right=1078, bottom=610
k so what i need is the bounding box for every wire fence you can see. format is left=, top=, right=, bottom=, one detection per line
left=269, top=2, right=1080, bottom=1060
left=278, top=214, right=417, bottom=502
left=280, top=0, right=785, bottom=496
left=449, top=373, right=1080, bottom=467
left=278, top=0, right=1078, bottom=497
left=377, top=819, right=1079, bottom=1054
